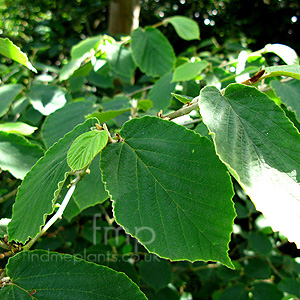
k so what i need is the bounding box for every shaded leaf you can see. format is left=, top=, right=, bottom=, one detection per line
left=100, top=116, right=235, bottom=267
left=8, top=118, right=98, bottom=243
left=271, top=79, right=300, bottom=120
left=67, top=130, right=108, bottom=171
left=139, top=255, right=172, bottom=291
left=106, top=44, right=136, bottom=82
left=42, top=101, right=95, bottom=148
left=0, top=250, right=147, bottom=300
left=165, top=16, right=200, bottom=41
left=0, top=84, right=23, bottom=117
left=131, top=27, right=175, bottom=77
left=149, top=73, right=176, bottom=110
left=64, top=155, right=108, bottom=221
left=0, top=132, right=44, bottom=179
left=252, top=282, right=283, bottom=300
left=199, top=84, right=300, bottom=247
left=0, top=37, right=37, bottom=72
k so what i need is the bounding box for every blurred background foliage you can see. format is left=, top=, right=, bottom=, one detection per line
left=1, top=0, right=299, bottom=63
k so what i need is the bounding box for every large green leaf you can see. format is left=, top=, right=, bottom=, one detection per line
left=0, top=250, right=147, bottom=300
left=199, top=84, right=300, bottom=247
left=67, top=130, right=108, bottom=171
left=0, top=132, right=44, bottom=179
left=100, top=116, right=235, bottom=267
left=131, top=27, right=175, bottom=77
left=149, top=73, right=177, bottom=111
left=271, top=79, right=300, bottom=120
left=172, top=61, right=209, bottom=82
left=164, top=16, right=200, bottom=41
left=0, top=84, right=23, bottom=117
left=27, top=84, right=68, bottom=116
left=0, top=37, right=37, bottom=72
left=8, top=118, right=98, bottom=243
left=42, top=101, right=95, bottom=148
left=64, top=155, right=108, bottom=221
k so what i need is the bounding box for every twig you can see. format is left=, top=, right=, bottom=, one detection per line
left=100, top=204, right=114, bottom=226
left=23, top=174, right=84, bottom=251
left=160, top=100, right=199, bottom=121
left=0, top=188, right=18, bottom=204
left=125, top=85, right=153, bottom=98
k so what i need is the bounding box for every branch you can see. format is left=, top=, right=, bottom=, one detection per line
left=159, top=97, right=199, bottom=121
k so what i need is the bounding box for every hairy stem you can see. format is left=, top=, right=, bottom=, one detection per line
left=161, top=97, right=199, bottom=121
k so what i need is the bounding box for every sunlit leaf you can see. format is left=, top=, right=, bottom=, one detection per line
left=0, top=37, right=37, bottom=72
left=199, top=84, right=300, bottom=247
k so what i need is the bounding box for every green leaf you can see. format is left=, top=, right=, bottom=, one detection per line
left=199, top=84, right=300, bottom=247
left=164, top=16, right=200, bottom=41
left=106, top=44, right=136, bottom=82
left=131, top=27, right=175, bottom=77
left=67, top=130, right=108, bottom=171
left=149, top=73, right=177, bottom=110
left=71, top=35, right=103, bottom=60
left=171, top=93, right=193, bottom=104
left=0, top=37, right=37, bottom=72
left=86, top=95, right=131, bottom=123
left=138, top=99, right=153, bottom=111
left=219, top=283, right=249, bottom=300
left=0, top=250, right=147, bottom=300
left=172, top=61, right=208, bottom=82
left=87, top=109, right=131, bottom=123
left=64, top=155, right=108, bottom=221
left=265, top=65, right=300, bottom=80
left=7, top=118, right=98, bottom=243
left=265, top=43, right=299, bottom=65
left=278, top=278, right=300, bottom=297
left=271, top=79, right=300, bottom=120
left=0, top=132, right=44, bottom=179
left=100, top=116, right=235, bottom=267
left=59, top=58, right=84, bottom=81
left=27, top=84, right=68, bottom=116
left=248, top=232, right=272, bottom=255
left=139, top=255, right=172, bottom=291
left=0, top=122, right=37, bottom=135
left=0, top=84, right=23, bottom=117
left=42, top=101, right=95, bottom=148
left=252, top=282, right=283, bottom=300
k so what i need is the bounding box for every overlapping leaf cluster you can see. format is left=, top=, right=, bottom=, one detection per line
left=1, top=16, right=300, bottom=300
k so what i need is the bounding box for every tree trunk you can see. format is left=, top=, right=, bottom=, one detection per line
left=108, top=0, right=140, bottom=36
